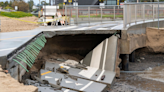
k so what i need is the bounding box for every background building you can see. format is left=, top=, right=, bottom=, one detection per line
left=55, top=0, right=120, bottom=5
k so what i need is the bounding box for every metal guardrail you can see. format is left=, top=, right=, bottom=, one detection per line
left=123, top=3, right=164, bottom=28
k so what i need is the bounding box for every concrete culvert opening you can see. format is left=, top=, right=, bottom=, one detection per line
left=4, top=33, right=121, bottom=92
left=22, top=34, right=113, bottom=80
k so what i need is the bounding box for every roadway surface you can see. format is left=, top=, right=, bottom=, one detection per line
left=0, top=21, right=123, bottom=58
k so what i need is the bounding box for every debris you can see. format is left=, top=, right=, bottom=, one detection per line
left=56, top=78, right=62, bottom=85
left=56, top=58, right=66, bottom=62
left=67, top=75, right=78, bottom=81
left=137, top=59, right=141, bottom=63
left=0, top=70, right=8, bottom=73
left=101, top=75, right=105, bottom=80
left=64, top=75, right=68, bottom=79
left=140, top=57, right=145, bottom=60
left=34, top=76, right=45, bottom=84
left=147, top=67, right=152, bottom=71
left=25, top=79, right=36, bottom=85
left=75, top=64, right=88, bottom=70
left=57, top=66, right=69, bottom=74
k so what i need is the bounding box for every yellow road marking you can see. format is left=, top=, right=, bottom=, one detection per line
left=41, top=71, right=52, bottom=75
left=0, top=35, right=35, bottom=41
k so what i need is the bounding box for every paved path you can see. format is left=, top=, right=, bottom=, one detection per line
left=0, top=21, right=123, bottom=58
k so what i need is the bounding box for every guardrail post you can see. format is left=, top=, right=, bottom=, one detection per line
left=88, top=7, right=90, bottom=24
left=114, top=6, right=115, bottom=20
left=135, top=5, right=137, bottom=24
left=101, top=8, right=102, bottom=23
left=143, top=4, right=145, bottom=22
left=123, top=4, right=127, bottom=29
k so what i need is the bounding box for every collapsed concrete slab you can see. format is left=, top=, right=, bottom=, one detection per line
left=82, top=35, right=120, bottom=77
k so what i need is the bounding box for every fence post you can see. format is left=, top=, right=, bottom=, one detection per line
left=114, top=6, right=115, bottom=20
left=88, top=7, right=90, bottom=24
left=123, top=4, right=127, bottom=29
left=135, top=5, right=137, bottom=24
left=76, top=6, right=78, bottom=25
left=129, top=5, right=131, bottom=26
left=143, top=4, right=145, bottom=22
left=153, top=4, right=154, bottom=21
left=101, top=8, right=102, bottom=23
left=65, top=5, right=67, bottom=25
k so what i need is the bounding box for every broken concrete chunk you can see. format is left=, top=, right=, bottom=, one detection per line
left=140, top=57, right=145, bottom=60
left=137, top=59, right=141, bottom=63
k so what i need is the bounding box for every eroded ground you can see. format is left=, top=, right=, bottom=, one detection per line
left=110, top=48, right=164, bottom=92
left=0, top=65, right=38, bottom=92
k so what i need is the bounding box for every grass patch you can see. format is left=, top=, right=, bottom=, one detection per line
left=72, top=14, right=123, bottom=18
left=0, top=11, right=33, bottom=18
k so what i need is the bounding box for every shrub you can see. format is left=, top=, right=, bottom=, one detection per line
left=0, top=11, right=33, bottom=18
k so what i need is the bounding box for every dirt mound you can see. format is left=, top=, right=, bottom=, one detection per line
left=0, top=65, right=38, bottom=92
left=146, top=27, right=164, bottom=53
left=0, top=16, right=39, bottom=32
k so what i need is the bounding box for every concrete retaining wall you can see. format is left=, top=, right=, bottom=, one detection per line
left=120, top=19, right=164, bottom=54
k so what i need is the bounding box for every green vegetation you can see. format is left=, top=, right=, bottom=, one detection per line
left=4, top=5, right=13, bottom=10
left=0, top=11, right=33, bottom=18
left=72, top=14, right=123, bottom=18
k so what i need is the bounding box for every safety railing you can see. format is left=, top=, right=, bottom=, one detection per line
left=63, top=5, right=123, bottom=25
left=123, top=3, right=164, bottom=28
left=60, top=3, right=164, bottom=28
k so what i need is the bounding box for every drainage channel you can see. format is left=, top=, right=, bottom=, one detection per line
left=2, top=34, right=120, bottom=92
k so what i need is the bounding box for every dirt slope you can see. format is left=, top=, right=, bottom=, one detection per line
left=146, top=27, right=164, bottom=53
left=0, top=65, right=38, bottom=92
left=0, top=16, right=39, bottom=32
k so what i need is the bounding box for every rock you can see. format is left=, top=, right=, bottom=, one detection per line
left=147, top=67, right=152, bottom=71
left=140, top=57, right=145, bottom=60
left=137, top=59, right=141, bottom=63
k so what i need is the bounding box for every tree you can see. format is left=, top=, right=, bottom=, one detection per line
left=99, top=0, right=106, bottom=3
left=41, top=1, right=47, bottom=5
left=12, top=1, right=29, bottom=12
left=4, top=1, right=9, bottom=7
left=0, top=2, right=4, bottom=7
left=9, top=1, right=12, bottom=7
left=28, top=0, right=34, bottom=12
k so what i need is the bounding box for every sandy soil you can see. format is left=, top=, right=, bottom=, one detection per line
left=0, top=16, right=39, bottom=32
left=146, top=27, right=164, bottom=53
left=0, top=65, right=38, bottom=92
